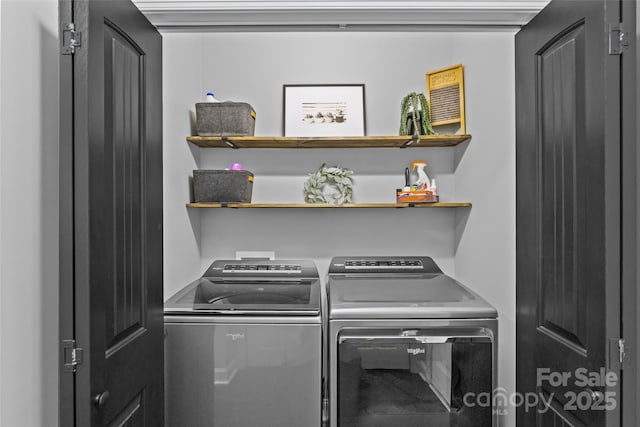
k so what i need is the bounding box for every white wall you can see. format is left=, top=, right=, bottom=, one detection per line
left=162, top=31, right=471, bottom=292
left=0, top=1, right=59, bottom=426
left=163, top=29, right=516, bottom=424
left=452, top=33, right=516, bottom=422
left=0, top=1, right=3, bottom=422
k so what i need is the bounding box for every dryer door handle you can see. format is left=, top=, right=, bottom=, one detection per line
left=338, top=335, right=491, bottom=344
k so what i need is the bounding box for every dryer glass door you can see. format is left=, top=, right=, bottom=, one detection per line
left=337, top=328, right=493, bottom=426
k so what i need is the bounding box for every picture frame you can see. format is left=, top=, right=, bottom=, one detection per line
left=283, top=84, right=366, bottom=137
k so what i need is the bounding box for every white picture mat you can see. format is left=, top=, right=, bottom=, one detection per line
left=283, top=85, right=365, bottom=137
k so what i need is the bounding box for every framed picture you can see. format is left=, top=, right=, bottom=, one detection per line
left=283, top=84, right=366, bottom=137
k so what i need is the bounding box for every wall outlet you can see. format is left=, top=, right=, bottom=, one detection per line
left=235, top=251, right=275, bottom=260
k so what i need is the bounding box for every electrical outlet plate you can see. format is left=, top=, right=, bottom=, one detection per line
left=235, top=251, right=275, bottom=260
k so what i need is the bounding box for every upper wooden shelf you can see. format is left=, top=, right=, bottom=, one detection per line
left=186, top=134, right=471, bottom=149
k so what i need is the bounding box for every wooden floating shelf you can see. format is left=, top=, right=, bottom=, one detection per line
left=186, top=134, right=471, bottom=149
left=186, top=202, right=472, bottom=209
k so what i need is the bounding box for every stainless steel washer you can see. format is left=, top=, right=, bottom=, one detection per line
left=327, top=256, right=498, bottom=427
left=164, top=259, right=322, bottom=427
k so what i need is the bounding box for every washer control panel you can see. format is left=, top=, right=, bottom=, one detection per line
left=203, top=259, right=318, bottom=279
left=222, top=264, right=302, bottom=273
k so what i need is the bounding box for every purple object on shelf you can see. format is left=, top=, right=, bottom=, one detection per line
left=230, top=163, right=243, bottom=170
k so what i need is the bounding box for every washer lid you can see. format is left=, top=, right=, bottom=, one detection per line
left=165, top=258, right=322, bottom=315
left=328, top=274, right=497, bottom=319
left=165, top=277, right=321, bottom=315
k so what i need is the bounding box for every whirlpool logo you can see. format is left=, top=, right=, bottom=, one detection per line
left=407, top=348, right=425, bottom=355
left=226, top=333, right=245, bottom=341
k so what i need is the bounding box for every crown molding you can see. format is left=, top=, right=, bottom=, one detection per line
left=133, top=1, right=550, bottom=30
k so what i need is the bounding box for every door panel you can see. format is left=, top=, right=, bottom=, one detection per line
left=59, top=0, right=163, bottom=425
left=538, top=397, right=582, bottom=427
left=516, top=0, right=620, bottom=426
left=104, top=22, right=146, bottom=351
left=108, top=393, right=144, bottom=427
left=538, top=22, right=588, bottom=357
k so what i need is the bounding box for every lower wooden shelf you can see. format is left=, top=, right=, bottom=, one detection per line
left=186, top=202, right=472, bottom=208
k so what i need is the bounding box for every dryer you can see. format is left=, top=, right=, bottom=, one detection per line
left=326, top=256, right=498, bottom=427
left=164, top=259, right=322, bottom=427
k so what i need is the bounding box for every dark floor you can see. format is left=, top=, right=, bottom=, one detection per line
left=339, top=369, right=449, bottom=427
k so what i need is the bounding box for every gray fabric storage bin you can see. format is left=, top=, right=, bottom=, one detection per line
left=193, top=170, right=254, bottom=203
left=195, top=102, right=256, bottom=136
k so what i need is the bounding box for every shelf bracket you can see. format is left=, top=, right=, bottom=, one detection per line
left=401, top=134, right=420, bottom=148
left=221, top=135, right=238, bottom=149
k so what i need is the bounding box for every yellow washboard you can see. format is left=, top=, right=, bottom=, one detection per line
left=426, top=64, right=466, bottom=134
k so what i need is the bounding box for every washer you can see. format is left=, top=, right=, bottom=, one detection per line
left=164, top=259, right=322, bottom=427
left=327, top=256, right=498, bottom=427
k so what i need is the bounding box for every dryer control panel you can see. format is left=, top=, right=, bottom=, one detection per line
left=329, top=256, right=443, bottom=275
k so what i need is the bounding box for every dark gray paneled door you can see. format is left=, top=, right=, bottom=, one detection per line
left=59, top=0, right=163, bottom=425
left=516, top=0, right=625, bottom=426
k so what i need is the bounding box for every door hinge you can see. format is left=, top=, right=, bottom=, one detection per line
left=608, top=338, right=630, bottom=370
left=62, top=339, right=83, bottom=372
left=609, top=23, right=630, bottom=55
left=62, top=23, right=82, bottom=55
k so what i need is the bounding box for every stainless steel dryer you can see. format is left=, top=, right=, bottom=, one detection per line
left=327, top=256, right=498, bottom=427
left=164, top=259, right=322, bottom=427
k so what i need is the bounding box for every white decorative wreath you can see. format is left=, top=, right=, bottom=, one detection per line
left=304, top=164, right=354, bottom=204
